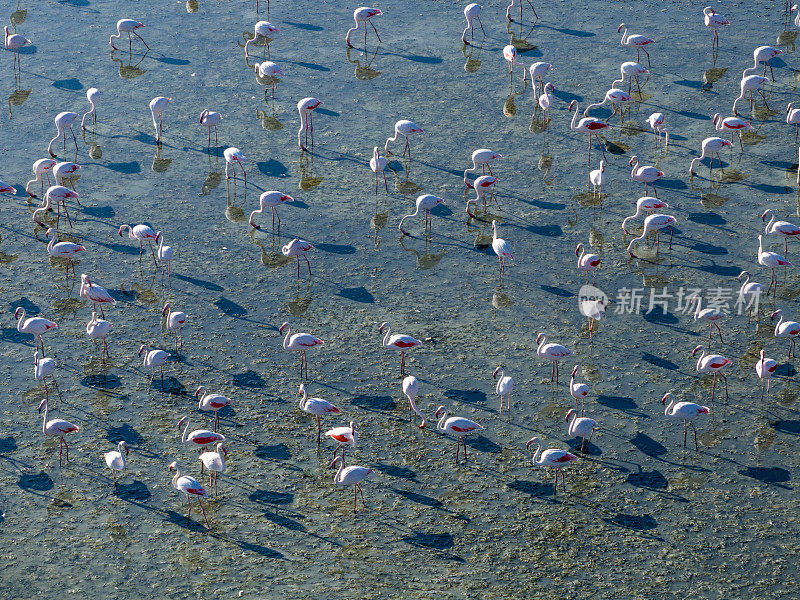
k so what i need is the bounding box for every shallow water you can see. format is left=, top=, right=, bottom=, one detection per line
left=2, top=0, right=800, bottom=598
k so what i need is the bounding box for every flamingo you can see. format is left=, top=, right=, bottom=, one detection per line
left=156, top=232, right=173, bottom=284
left=25, top=158, right=56, bottom=197
left=589, top=160, right=605, bottom=198
left=105, top=441, right=129, bottom=490
left=299, top=383, right=342, bottom=443
left=86, top=311, right=112, bottom=359
left=80, top=274, right=115, bottom=317
left=45, top=227, right=84, bottom=279
left=38, top=399, right=78, bottom=466
left=693, top=345, right=732, bottom=403
left=118, top=223, right=158, bottom=266
left=493, top=366, right=514, bottom=418
left=254, top=61, right=284, bottom=97
left=379, top=321, right=421, bottom=376
left=162, top=303, right=186, bottom=356
left=737, top=271, right=763, bottom=323
left=139, top=344, right=169, bottom=388
left=787, top=103, right=800, bottom=147
left=399, top=194, right=445, bottom=236
left=661, top=392, right=710, bottom=451
left=4, top=25, right=30, bottom=72
left=178, top=416, right=226, bottom=466
left=502, top=45, right=527, bottom=84
left=755, top=349, right=778, bottom=403
left=536, top=333, right=571, bottom=383
left=618, top=23, right=654, bottom=68
left=244, top=21, right=279, bottom=58
left=695, top=301, right=725, bottom=347
left=763, top=209, right=800, bottom=260
left=35, top=185, right=80, bottom=227
left=465, top=175, right=499, bottom=217
left=109, top=19, right=148, bottom=52
left=794, top=4, right=800, bottom=28
left=733, top=71, right=769, bottom=116
left=297, top=97, right=322, bottom=151
left=565, top=409, right=596, bottom=454
left=81, top=88, right=100, bottom=130
left=462, top=3, right=486, bottom=45
left=538, top=82, right=555, bottom=122
left=646, top=113, right=669, bottom=148
left=369, top=147, right=388, bottom=195
left=195, top=386, right=232, bottom=432
left=149, top=97, right=170, bottom=143
left=713, top=113, right=752, bottom=152
left=435, top=406, right=484, bottom=463
left=168, top=462, right=210, bottom=528
left=34, top=351, right=62, bottom=404
left=583, top=88, right=633, bottom=121
left=525, top=437, right=578, bottom=496
left=47, top=112, right=79, bottom=158
left=626, top=213, right=676, bottom=257
left=199, top=109, right=221, bottom=148
left=569, top=365, right=590, bottom=414
left=53, top=161, right=81, bottom=191
left=345, top=7, right=382, bottom=48
left=282, top=238, right=314, bottom=279
left=402, top=375, right=426, bottom=428
left=528, top=61, right=553, bottom=96
left=746, top=45, right=782, bottom=80
left=15, top=307, right=56, bottom=354
left=568, top=100, right=610, bottom=166
left=223, top=147, right=246, bottom=185
left=326, top=421, right=356, bottom=459
left=330, top=456, right=372, bottom=512
left=689, top=137, right=732, bottom=178
left=0, top=180, right=14, bottom=196
left=628, top=155, right=663, bottom=196
left=506, top=0, right=537, bottom=23
left=489, top=220, right=515, bottom=281
left=703, top=7, right=729, bottom=50
left=772, top=309, right=800, bottom=368
left=575, top=243, right=600, bottom=284
left=198, top=443, right=227, bottom=495
left=279, top=322, right=323, bottom=381
left=757, top=235, right=791, bottom=296
left=250, top=191, right=294, bottom=230
left=384, top=119, right=423, bottom=159
left=612, top=61, right=649, bottom=93
left=464, top=148, right=502, bottom=188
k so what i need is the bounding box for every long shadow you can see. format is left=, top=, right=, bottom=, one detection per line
left=116, top=480, right=152, bottom=502
left=338, top=287, right=375, bottom=303
left=739, top=466, right=792, bottom=488
left=351, top=394, right=395, bottom=411
left=371, top=462, right=416, bottom=480
left=642, top=352, right=679, bottom=370
left=603, top=513, right=660, bottom=534
left=507, top=478, right=554, bottom=498
left=215, top=296, right=247, bottom=317
left=254, top=443, right=291, bottom=461
left=18, top=471, right=54, bottom=497
left=0, top=436, right=17, bottom=453
left=443, top=388, right=487, bottom=407
left=249, top=489, right=294, bottom=505
left=466, top=435, right=502, bottom=454
left=629, top=432, right=668, bottom=457
left=173, top=273, right=223, bottom=291
left=393, top=488, right=443, bottom=509
left=106, top=424, right=145, bottom=445
left=232, top=369, right=266, bottom=389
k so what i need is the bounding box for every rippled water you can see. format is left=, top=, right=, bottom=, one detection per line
left=2, top=0, right=800, bottom=597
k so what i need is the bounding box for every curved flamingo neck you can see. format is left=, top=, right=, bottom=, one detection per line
left=536, top=335, right=547, bottom=355
left=117, top=442, right=127, bottom=469
left=299, top=386, right=308, bottom=409
left=764, top=211, right=775, bottom=234
left=381, top=325, right=392, bottom=348
left=774, top=310, right=784, bottom=328
left=216, top=444, right=226, bottom=470
left=172, top=467, right=182, bottom=489
left=758, top=235, right=764, bottom=255
left=436, top=410, right=448, bottom=431
left=630, top=157, right=640, bottom=177
left=663, top=395, right=675, bottom=416
left=282, top=326, right=292, bottom=350
left=530, top=440, right=543, bottom=465
left=41, top=402, right=48, bottom=433
left=332, top=457, right=345, bottom=483
left=569, top=105, right=580, bottom=130
left=181, top=418, right=190, bottom=443
left=16, top=309, right=25, bottom=332
left=619, top=27, right=628, bottom=45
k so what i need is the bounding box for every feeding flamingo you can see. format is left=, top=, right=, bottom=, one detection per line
left=612, top=61, right=649, bottom=93
left=223, top=147, right=246, bottom=186
left=279, top=322, right=323, bottom=381
left=119, top=223, right=158, bottom=265
left=38, top=399, right=78, bottom=466
left=15, top=307, right=56, bottom=354
left=298, top=97, right=322, bottom=151
left=53, top=162, right=81, bottom=191
left=568, top=100, right=610, bottom=166
left=621, top=197, right=669, bottom=234
left=149, top=97, right=170, bottom=144
left=399, top=194, right=445, bottom=236
left=583, top=88, right=633, bottom=121
left=250, top=191, right=294, bottom=231
left=282, top=238, right=314, bottom=279
left=733, top=71, right=769, bottom=116
left=105, top=441, right=129, bottom=490
left=384, top=119, right=423, bottom=160
left=626, top=213, right=676, bottom=258
left=746, top=45, right=782, bottom=80
left=565, top=409, right=596, bottom=454
left=693, top=345, right=732, bottom=403
left=402, top=375, right=426, bottom=428
left=528, top=62, right=552, bottom=96
left=661, top=392, right=710, bottom=451
left=34, top=185, right=80, bottom=227
left=536, top=333, right=572, bottom=383
left=464, top=148, right=502, bottom=188
left=525, top=437, right=578, bottom=496
left=345, top=7, right=382, bottom=48
left=379, top=322, right=421, bottom=376
left=755, top=349, right=778, bottom=403
left=435, top=406, right=484, bottom=463
left=255, top=61, right=284, bottom=97
left=26, top=159, right=57, bottom=197
left=47, top=112, right=79, bottom=158
left=81, top=88, right=100, bottom=130
left=244, top=20, right=280, bottom=58
left=462, top=3, right=486, bottom=45
left=502, top=45, right=527, bottom=85
left=330, top=456, right=372, bottom=512
left=109, top=19, right=148, bottom=52
left=757, top=235, right=791, bottom=296
left=198, top=443, right=227, bottom=495
left=299, top=383, right=341, bottom=443
left=465, top=175, right=499, bottom=217
left=689, top=137, right=732, bottom=178
left=168, top=462, right=210, bottom=528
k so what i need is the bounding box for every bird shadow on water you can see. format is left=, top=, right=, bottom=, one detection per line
left=116, top=480, right=152, bottom=502
left=642, top=352, right=679, bottom=371
left=350, top=394, right=395, bottom=411
left=106, top=424, right=145, bottom=445
left=443, top=388, right=487, bottom=407
left=402, top=531, right=464, bottom=562
left=18, top=471, right=54, bottom=498
left=603, top=513, right=662, bottom=539
left=254, top=443, right=291, bottom=461
left=371, top=462, right=416, bottom=480
left=739, top=466, right=792, bottom=488
left=393, top=488, right=444, bottom=509
left=232, top=369, right=266, bottom=389
left=172, top=273, right=223, bottom=291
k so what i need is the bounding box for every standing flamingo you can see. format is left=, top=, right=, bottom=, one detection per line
left=4, top=25, right=31, bottom=72
left=223, top=147, right=247, bottom=186
left=502, top=45, right=527, bottom=84
left=34, top=186, right=79, bottom=227
left=139, top=344, right=169, bottom=388
left=149, top=97, right=171, bottom=144
left=589, top=160, right=606, bottom=198
left=575, top=243, right=600, bottom=284
left=538, top=82, right=555, bottom=123
left=369, top=147, right=388, bottom=195
left=626, top=213, right=676, bottom=257
left=618, top=23, right=654, bottom=68
left=178, top=417, right=226, bottom=455
left=689, top=137, right=732, bottom=178
left=38, top=399, right=79, bottom=466
left=26, top=158, right=56, bottom=197
left=621, top=197, right=669, bottom=233
left=646, top=113, right=669, bottom=148
left=733, top=71, right=769, bottom=116
left=703, top=7, right=729, bottom=51
left=279, top=322, right=323, bottom=381
left=399, top=194, right=445, bottom=236
left=465, top=175, right=499, bottom=217
left=525, top=437, right=578, bottom=496
left=435, top=406, right=484, bottom=463
left=747, top=45, right=782, bottom=80
left=758, top=235, right=791, bottom=296
left=109, top=19, right=148, bottom=52
left=156, top=232, right=173, bottom=284
left=86, top=311, right=112, bottom=359
left=490, top=220, right=515, bottom=281
left=162, top=303, right=186, bottom=356
left=384, top=119, right=423, bottom=159
left=464, top=148, right=502, bottom=188
left=80, top=88, right=100, bottom=130
left=568, top=100, right=610, bottom=166
left=345, top=7, right=382, bottom=48
left=255, top=61, right=285, bottom=97
left=462, top=4, right=486, bottom=45
left=119, top=223, right=159, bottom=265
left=528, top=62, right=552, bottom=96
left=282, top=238, right=314, bottom=279
left=326, top=422, right=357, bottom=459
left=105, top=441, right=129, bottom=490
left=787, top=103, right=800, bottom=147
left=45, top=228, right=84, bottom=279
left=330, top=456, right=372, bottom=512
left=199, top=109, right=221, bottom=148
left=772, top=309, right=800, bottom=369
left=198, top=443, right=227, bottom=495
left=693, top=345, right=732, bottom=403
left=244, top=20, right=280, bottom=58
left=713, top=113, right=752, bottom=151
left=299, top=383, right=341, bottom=443
left=34, top=351, right=62, bottom=404
left=47, top=112, right=79, bottom=158
left=762, top=209, right=800, bottom=260
left=250, top=191, right=294, bottom=230
left=53, top=161, right=81, bottom=191
left=196, top=386, right=232, bottom=432
left=612, top=61, right=649, bottom=93
left=565, top=409, right=596, bottom=454
left=755, top=349, right=778, bottom=403
left=493, top=366, right=514, bottom=418
left=628, top=156, right=663, bottom=196
left=661, top=392, right=710, bottom=450
left=583, top=88, right=633, bottom=121
left=402, top=375, right=426, bottom=428
left=536, top=333, right=572, bottom=383
left=297, top=97, right=322, bottom=150
left=569, top=365, right=590, bottom=414
left=737, top=271, right=763, bottom=323
left=379, top=321, right=421, bottom=375
left=506, top=0, right=537, bottom=22
left=15, top=307, right=57, bottom=354
left=168, top=462, right=210, bottom=528
left=80, top=274, right=115, bottom=317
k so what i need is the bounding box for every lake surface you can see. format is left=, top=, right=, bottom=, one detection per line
left=2, top=0, right=800, bottom=597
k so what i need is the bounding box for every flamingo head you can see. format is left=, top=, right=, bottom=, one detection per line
left=660, top=392, right=672, bottom=405
left=194, top=386, right=205, bottom=399
left=712, top=113, right=720, bottom=125
left=220, top=444, right=228, bottom=457
left=199, top=109, right=208, bottom=123
left=378, top=321, right=389, bottom=333
left=771, top=310, right=782, bottom=320
left=703, top=7, right=714, bottom=15
left=536, top=332, right=545, bottom=345
left=721, top=139, right=733, bottom=148
left=525, top=436, right=539, bottom=450
left=691, top=345, right=704, bottom=357
left=38, top=398, right=47, bottom=413
left=628, top=155, right=638, bottom=166
left=572, top=365, right=579, bottom=378
left=434, top=405, right=446, bottom=419
left=737, top=270, right=748, bottom=282
left=568, top=100, right=577, bottom=112
left=281, top=194, right=294, bottom=203
left=45, top=227, right=55, bottom=238
left=545, top=82, right=555, bottom=93
left=298, top=383, right=306, bottom=396
left=138, top=344, right=147, bottom=358
left=278, top=321, right=290, bottom=334
left=329, top=456, right=342, bottom=468
left=617, top=23, right=626, bottom=32
left=492, top=366, right=501, bottom=379
left=155, top=232, right=162, bottom=244
left=575, top=243, right=584, bottom=258
left=565, top=408, right=576, bottom=421
left=118, top=224, right=127, bottom=237
left=14, top=307, right=23, bottom=319
left=168, top=461, right=178, bottom=472
left=761, top=209, right=771, bottom=221
left=177, top=416, right=188, bottom=429
left=121, top=441, right=130, bottom=455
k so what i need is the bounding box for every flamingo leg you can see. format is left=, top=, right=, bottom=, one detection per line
left=711, top=372, right=717, bottom=403
left=683, top=420, right=688, bottom=448
left=691, top=422, right=699, bottom=451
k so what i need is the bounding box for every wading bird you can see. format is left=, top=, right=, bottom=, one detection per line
left=109, top=19, right=148, bottom=52
left=379, top=322, right=421, bottom=376
left=755, top=349, right=778, bottom=403
left=493, top=366, right=514, bottom=418
left=297, top=97, right=322, bottom=151
left=330, top=456, right=371, bottom=512
left=693, top=345, right=731, bottom=403
left=345, top=7, right=382, bottom=48
left=299, top=383, right=341, bottom=443
left=536, top=333, right=571, bottom=383
left=279, top=322, right=323, bottom=381
left=661, top=392, right=709, bottom=450
left=565, top=409, right=596, bottom=454
left=38, top=398, right=78, bottom=466
left=168, top=462, right=210, bottom=528
left=435, top=406, right=483, bottom=463
left=104, top=441, right=129, bottom=490
left=525, top=437, right=578, bottom=496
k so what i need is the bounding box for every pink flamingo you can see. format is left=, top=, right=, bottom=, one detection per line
left=694, top=301, right=725, bottom=347
left=525, top=437, right=578, bottom=496
left=199, top=109, right=221, bottom=148
left=279, top=322, right=323, bottom=381
left=762, top=209, right=800, bottom=260
left=621, top=197, right=669, bottom=233
left=385, top=119, right=423, bottom=160
left=661, top=392, right=709, bottom=451
left=435, top=405, right=484, bottom=463
left=506, top=0, right=537, bottom=23
left=282, top=238, right=314, bottom=279
left=626, top=213, right=676, bottom=257
left=703, top=7, right=729, bottom=51
left=399, top=194, right=445, bottom=236
left=618, top=23, right=654, bottom=68
left=196, top=386, right=232, bottom=432
left=15, top=307, right=56, bottom=354
left=570, top=365, right=590, bottom=414
left=629, top=155, right=663, bottom=196
left=462, top=4, right=486, bottom=45
left=583, top=88, right=633, bottom=121
left=565, top=409, right=596, bottom=454
left=4, top=25, right=31, bottom=72
left=250, top=191, right=294, bottom=231
left=34, top=351, right=62, bottom=405
left=493, top=366, right=514, bottom=418
left=772, top=309, right=800, bottom=368
left=244, top=21, right=279, bottom=58
left=646, top=113, right=668, bottom=148
left=118, top=223, right=158, bottom=266
left=747, top=45, right=782, bottom=81
left=755, top=349, right=777, bottom=403
left=613, top=61, right=649, bottom=93
left=80, top=274, right=116, bottom=317
left=330, top=456, right=372, bottom=512
left=464, top=148, right=502, bottom=188
left=713, top=113, right=752, bottom=151
left=47, top=112, right=79, bottom=158
left=575, top=243, right=600, bottom=284
left=502, top=45, right=527, bottom=85
left=326, top=422, right=357, bottom=459
left=491, top=220, right=515, bottom=281
left=758, top=235, right=791, bottom=296
left=26, top=158, right=56, bottom=197
left=297, top=97, right=322, bottom=150
left=45, top=227, right=84, bottom=279
left=223, top=147, right=246, bottom=185
left=689, top=137, right=732, bottom=178
left=693, top=345, right=732, bottom=403
left=299, top=383, right=341, bottom=443
left=379, top=321, right=421, bottom=375
left=402, top=375, right=427, bottom=428
left=109, top=19, right=148, bottom=52
left=168, top=462, right=210, bottom=528
left=568, top=100, right=610, bottom=166
left=345, top=7, right=382, bottom=48
left=38, top=398, right=78, bottom=466
left=536, top=333, right=571, bottom=383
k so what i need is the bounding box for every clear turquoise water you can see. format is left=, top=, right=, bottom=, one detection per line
left=2, top=0, right=800, bottom=597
